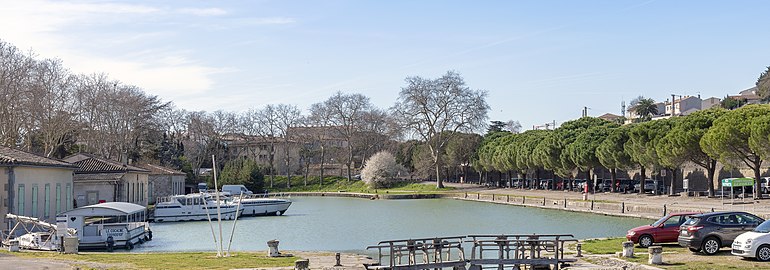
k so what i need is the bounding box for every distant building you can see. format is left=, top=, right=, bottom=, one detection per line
left=598, top=113, right=622, bottom=123
left=0, top=146, right=77, bottom=223
left=701, top=97, right=721, bottom=110
left=664, top=95, right=702, bottom=116
left=64, top=154, right=150, bottom=207
left=136, top=164, right=186, bottom=204
left=728, top=87, right=763, bottom=105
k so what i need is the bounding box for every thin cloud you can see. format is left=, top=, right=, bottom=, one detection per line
left=235, top=17, right=297, bottom=25
left=176, top=8, right=227, bottom=16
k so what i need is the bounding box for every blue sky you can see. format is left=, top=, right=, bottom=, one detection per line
left=1, top=0, right=768, bottom=130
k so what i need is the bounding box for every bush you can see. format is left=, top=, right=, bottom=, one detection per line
left=361, top=151, right=407, bottom=188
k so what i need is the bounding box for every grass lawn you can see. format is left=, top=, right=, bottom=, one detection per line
left=581, top=238, right=770, bottom=270
left=1, top=251, right=298, bottom=270
left=268, top=176, right=454, bottom=194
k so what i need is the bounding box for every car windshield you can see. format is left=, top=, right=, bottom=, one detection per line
left=754, top=220, right=770, bottom=233
left=651, top=215, right=670, bottom=227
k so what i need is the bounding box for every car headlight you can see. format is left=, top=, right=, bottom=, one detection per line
left=627, top=231, right=635, bottom=236
left=746, top=239, right=753, bottom=244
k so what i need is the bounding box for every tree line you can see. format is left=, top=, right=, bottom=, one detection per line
left=477, top=105, right=770, bottom=199
left=0, top=39, right=489, bottom=190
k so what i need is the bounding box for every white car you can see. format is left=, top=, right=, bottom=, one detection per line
left=732, top=220, right=770, bottom=261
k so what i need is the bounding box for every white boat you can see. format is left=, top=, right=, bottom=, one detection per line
left=233, top=196, right=292, bottom=216
left=56, top=202, right=151, bottom=251
left=4, top=214, right=72, bottom=251
left=153, top=193, right=243, bottom=222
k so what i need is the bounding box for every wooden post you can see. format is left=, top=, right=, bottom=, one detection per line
left=506, top=195, right=510, bottom=202
left=492, top=194, right=495, bottom=201
left=564, top=198, right=567, bottom=208
left=522, top=196, right=526, bottom=204
left=543, top=197, right=546, bottom=206
left=621, top=202, right=625, bottom=213
left=591, top=200, right=594, bottom=210
left=477, top=193, right=480, bottom=199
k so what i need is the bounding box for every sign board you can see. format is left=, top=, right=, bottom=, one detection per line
left=683, top=178, right=689, bottom=190
left=721, top=178, right=754, bottom=187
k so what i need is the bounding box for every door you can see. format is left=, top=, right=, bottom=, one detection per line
left=86, top=191, right=99, bottom=205
left=657, top=215, right=685, bottom=242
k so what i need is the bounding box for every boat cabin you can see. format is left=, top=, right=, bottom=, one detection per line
left=56, top=202, right=150, bottom=250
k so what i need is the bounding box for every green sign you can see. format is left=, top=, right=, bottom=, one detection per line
left=721, top=178, right=754, bottom=187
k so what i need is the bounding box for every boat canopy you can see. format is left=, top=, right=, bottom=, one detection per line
left=58, top=202, right=146, bottom=217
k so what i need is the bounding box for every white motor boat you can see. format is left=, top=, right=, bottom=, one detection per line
left=154, top=193, right=243, bottom=222
left=233, top=196, right=292, bottom=216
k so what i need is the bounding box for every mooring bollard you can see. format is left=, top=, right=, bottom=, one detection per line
left=507, top=195, right=510, bottom=202
left=295, top=259, right=310, bottom=270
left=564, top=198, right=567, bottom=208
left=335, top=252, right=342, bottom=266
left=576, top=243, right=583, bottom=257
left=648, top=246, right=663, bottom=265
left=621, top=202, right=625, bottom=213
left=267, top=239, right=281, bottom=257
left=477, top=193, right=480, bottom=199
left=542, top=197, right=546, bottom=206
left=591, top=200, right=594, bottom=210
left=492, top=194, right=495, bottom=201
left=523, top=196, right=526, bottom=204
left=663, top=204, right=667, bottom=216
left=622, top=241, right=635, bottom=258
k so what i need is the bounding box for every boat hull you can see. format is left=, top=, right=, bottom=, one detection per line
left=238, top=199, right=292, bottom=216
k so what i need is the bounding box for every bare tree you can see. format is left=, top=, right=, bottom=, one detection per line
left=256, top=105, right=280, bottom=188
left=275, top=104, right=301, bottom=188
left=391, top=71, right=489, bottom=188
left=307, top=102, right=335, bottom=187
left=323, top=92, right=375, bottom=181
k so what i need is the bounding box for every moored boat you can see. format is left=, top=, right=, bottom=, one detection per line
left=233, top=196, right=292, bottom=216
left=153, top=193, right=242, bottom=222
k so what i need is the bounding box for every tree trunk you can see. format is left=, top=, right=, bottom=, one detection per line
left=707, top=159, right=716, bottom=197
left=347, top=145, right=354, bottom=183
left=304, top=158, right=309, bottom=187
left=639, top=166, right=647, bottom=194
left=269, top=143, right=275, bottom=188
left=753, top=156, right=763, bottom=200
left=319, top=146, right=326, bottom=189
left=610, top=168, right=617, bottom=193
left=669, top=168, right=676, bottom=196
left=520, top=173, right=527, bottom=189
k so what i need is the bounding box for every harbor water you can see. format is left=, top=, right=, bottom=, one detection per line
left=137, top=197, right=648, bottom=254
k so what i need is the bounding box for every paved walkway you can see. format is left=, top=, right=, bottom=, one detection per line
left=434, top=181, right=770, bottom=219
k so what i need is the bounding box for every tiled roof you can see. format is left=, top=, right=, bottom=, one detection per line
left=0, top=146, right=77, bottom=168
left=64, top=153, right=149, bottom=174
left=137, top=163, right=185, bottom=175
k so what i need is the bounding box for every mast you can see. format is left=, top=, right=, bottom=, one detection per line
left=212, top=155, right=224, bottom=257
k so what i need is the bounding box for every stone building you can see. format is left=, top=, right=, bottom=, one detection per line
left=137, top=163, right=186, bottom=204
left=64, top=153, right=150, bottom=207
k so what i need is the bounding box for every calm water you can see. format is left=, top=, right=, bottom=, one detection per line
left=136, top=197, right=648, bottom=254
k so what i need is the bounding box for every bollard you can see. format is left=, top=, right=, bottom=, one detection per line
left=507, top=195, right=510, bottom=202
left=295, top=259, right=310, bottom=270
left=523, top=196, right=526, bottom=204
left=622, top=241, right=635, bottom=258
left=477, top=193, right=480, bottom=199
left=543, top=197, right=546, bottom=206
left=465, top=192, right=468, bottom=198
left=663, top=204, right=667, bottom=216
left=335, top=252, right=342, bottom=266
left=564, top=198, right=567, bottom=208
left=621, top=202, right=625, bottom=213
left=648, top=246, right=663, bottom=265
left=576, top=243, right=583, bottom=257
left=591, top=200, right=594, bottom=210
left=267, top=239, right=281, bottom=257
left=492, top=194, right=495, bottom=201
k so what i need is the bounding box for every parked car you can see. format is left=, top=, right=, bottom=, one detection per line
left=633, top=179, right=665, bottom=193
left=760, top=177, right=770, bottom=194
left=627, top=212, right=700, bottom=247
left=598, top=179, right=612, bottom=192
left=732, top=219, right=770, bottom=261
left=678, top=211, right=764, bottom=255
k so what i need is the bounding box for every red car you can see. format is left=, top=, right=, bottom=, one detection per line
left=626, top=212, right=700, bottom=247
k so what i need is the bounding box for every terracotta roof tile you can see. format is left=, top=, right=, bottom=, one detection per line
left=64, top=153, right=149, bottom=173
left=0, top=146, right=77, bottom=168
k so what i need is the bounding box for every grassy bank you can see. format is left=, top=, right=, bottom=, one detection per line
left=265, top=176, right=455, bottom=194
left=582, top=238, right=770, bottom=270
left=1, top=251, right=298, bottom=270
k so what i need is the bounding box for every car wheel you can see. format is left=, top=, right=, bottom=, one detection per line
left=638, top=235, right=653, bottom=248
left=701, top=237, right=721, bottom=255
left=757, top=245, right=770, bottom=262
left=688, top=247, right=700, bottom=253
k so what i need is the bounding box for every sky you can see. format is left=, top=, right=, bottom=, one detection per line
left=1, top=0, right=769, bottom=130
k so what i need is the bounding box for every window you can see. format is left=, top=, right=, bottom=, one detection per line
left=31, top=185, right=38, bottom=217
left=44, top=184, right=50, bottom=218
left=65, top=184, right=71, bottom=210
left=140, top=182, right=144, bottom=203
left=56, top=184, right=61, bottom=214
left=17, top=185, right=25, bottom=215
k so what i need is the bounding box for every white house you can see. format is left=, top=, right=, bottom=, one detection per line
left=0, top=146, right=77, bottom=224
